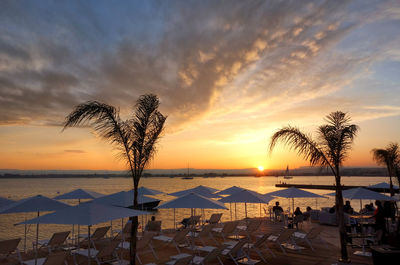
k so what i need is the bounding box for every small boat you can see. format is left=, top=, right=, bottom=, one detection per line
left=283, top=165, right=293, bottom=179
left=182, top=176, right=194, bottom=180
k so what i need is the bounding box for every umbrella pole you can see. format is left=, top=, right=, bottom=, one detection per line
left=230, top=203, right=232, bottom=221
left=24, top=217, right=27, bottom=252
left=245, top=203, right=247, bottom=219
left=88, top=226, right=91, bottom=265
left=72, top=224, right=75, bottom=245
left=259, top=203, right=261, bottom=218
left=78, top=199, right=81, bottom=246
left=110, top=220, right=113, bottom=237
left=173, top=209, right=176, bottom=230
left=34, top=211, right=39, bottom=265
left=360, top=199, right=362, bottom=212
left=235, top=203, right=237, bottom=220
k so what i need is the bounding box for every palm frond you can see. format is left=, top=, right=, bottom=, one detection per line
left=269, top=126, right=330, bottom=167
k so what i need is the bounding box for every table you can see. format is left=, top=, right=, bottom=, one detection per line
left=370, top=245, right=400, bottom=265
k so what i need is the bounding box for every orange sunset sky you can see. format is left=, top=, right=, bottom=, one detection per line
left=0, top=1, right=399, bottom=171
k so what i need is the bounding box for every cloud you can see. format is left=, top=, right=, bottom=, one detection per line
left=64, top=149, right=86, bottom=154
left=0, top=0, right=399, bottom=132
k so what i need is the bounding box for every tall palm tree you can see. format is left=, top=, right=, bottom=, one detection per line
left=269, top=111, right=358, bottom=262
left=63, top=94, right=167, bottom=265
left=372, top=143, right=400, bottom=196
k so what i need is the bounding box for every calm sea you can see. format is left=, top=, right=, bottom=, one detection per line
left=0, top=176, right=387, bottom=248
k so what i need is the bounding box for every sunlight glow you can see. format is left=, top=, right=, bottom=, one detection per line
left=258, top=165, right=264, bottom=171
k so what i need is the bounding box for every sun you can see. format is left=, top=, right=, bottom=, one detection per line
left=257, top=165, right=264, bottom=171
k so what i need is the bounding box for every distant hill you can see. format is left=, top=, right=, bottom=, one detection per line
left=0, top=166, right=388, bottom=178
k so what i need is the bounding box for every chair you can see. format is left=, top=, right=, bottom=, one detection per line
left=292, top=226, right=325, bottom=251
left=206, top=213, right=223, bottom=225
left=153, top=228, right=190, bottom=253
left=243, top=234, right=276, bottom=262
left=293, top=215, right=304, bottom=229
left=73, top=240, right=121, bottom=265
left=212, top=221, right=239, bottom=242
left=114, top=222, right=132, bottom=242
left=266, top=228, right=295, bottom=254
left=179, top=215, right=201, bottom=229
left=0, top=238, right=22, bottom=264
left=23, top=251, right=67, bottom=265
left=221, top=239, right=259, bottom=265
left=237, top=219, right=262, bottom=239
left=165, top=254, right=193, bottom=265
left=145, top=221, right=162, bottom=235
left=33, top=231, right=70, bottom=253
left=188, top=224, right=217, bottom=246
left=192, top=247, right=223, bottom=265
left=80, top=226, right=110, bottom=249
left=119, top=232, right=158, bottom=264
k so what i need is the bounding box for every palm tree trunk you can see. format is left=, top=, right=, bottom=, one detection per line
left=130, top=179, right=139, bottom=265
left=335, top=169, right=349, bottom=262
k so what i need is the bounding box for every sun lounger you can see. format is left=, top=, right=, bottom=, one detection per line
left=33, top=231, right=70, bottom=253
left=188, top=224, right=217, bottom=246
left=175, top=247, right=223, bottom=265
left=153, top=228, right=190, bottom=253
left=178, top=215, right=201, bottom=229
left=292, top=226, right=325, bottom=251
left=0, top=238, right=22, bottom=264
left=165, top=254, right=193, bottom=265
left=72, top=240, right=121, bottom=265
left=221, top=239, right=259, bottom=265
left=266, top=228, right=295, bottom=254
left=145, top=221, right=162, bottom=235
left=243, top=234, right=275, bottom=262
left=212, top=221, right=239, bottom=242
left=205, top=213, right=223, bottom=225
left=119, top=232, right=158, bottom=264
left=23, top=251, right=67, bottom=265
left=79, top=226, right=110, bottom=249
left=237, top=219, right=262, bottom=239
left=114, top=222, right=132, bottom=242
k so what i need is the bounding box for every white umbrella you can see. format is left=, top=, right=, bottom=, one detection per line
left=53, top=188, right=104, bottom=200
left=0, top=196, right=15, bottom=208
left=157, top=192, right=227, bottom=229
left=168, top=185, right=220, bottom=198
left=54, top=188, right=105, bottom=243
left=19, top=203, right=148, bottom=265
left=91, top=191, right=160, bottom=208
left=265, top=187, right=326, bottom=214
left=0, top=195, right=69, bottom=262
left=215, top=186, right=244, bottom=195
left=325, top=187, right=397, bottom=210
left=368, top=182, right=399, bottom=190
left=219, top=189, right=273, bottom=219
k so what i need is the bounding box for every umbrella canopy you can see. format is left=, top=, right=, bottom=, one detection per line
left=265, top=187, right=326, bottom=198
left=325, top=187, right=396, bottom=201
left=368, top=182, right=399, bottom=190
left=219, top=189, right=272, bottom=204
left=168, top=185, right=220, bottom=198
left=53, top=189, right=104, bottom=200
left=0, top=195, right=70, bottom=214
left=157, top=192, right=227, bottom=210
left=0, top=197, right=15, bottom=208
left=215, top=186, right=244, bottom=195
left=19, top=203, right=149, bottom=226
left=135, top=187, right=164, bottom=195
left=90, top=191, right=160, bottom=207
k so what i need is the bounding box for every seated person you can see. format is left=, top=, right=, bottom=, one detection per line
left=272, top=201, right=284, bottom=220
left=293, top=207, right=304, bottom=229
left=303, top=206, right=312, bottom=220
left=343, top=201, right=354, bottom=214
left=329, top=204, right=336, bottom=214
left=145, top=216, right=161, bottom=234
left=294, top=207, right=303, bottom=216
left=360, top=204, right=372, bottom=214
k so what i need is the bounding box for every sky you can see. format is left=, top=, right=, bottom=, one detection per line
left=0, top=0, right=400, bottom=171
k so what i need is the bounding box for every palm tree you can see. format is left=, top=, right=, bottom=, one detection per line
left=269, top=111, right=358, bottom=262
left=63, top=94, right=167, bottom=265
left=372, top=143, right=400, bottom=196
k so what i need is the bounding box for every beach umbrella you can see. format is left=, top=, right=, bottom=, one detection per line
left=54, top=188, right=105, bottom=244
left=53, top=188, right=104, bottom=200
left=215, top=186, right=244, bottom=195
left=368, top=182, right=399, bottom=191
left=0, top=195, right=69, bottom=262
left=325, top=187, right=397, bottom=210
left=265, top=187, right=326, bottom=214
left=91, top=191, right=160, bottom=208
left=219, top=189, right=273, bottom=219
left=19, top=203, right=148, bottom=265
left=168, top=185, right=221, bottom=198
left=157, top=192, right=227, bottom=229
left=0, top=196, right=15, bottom=208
